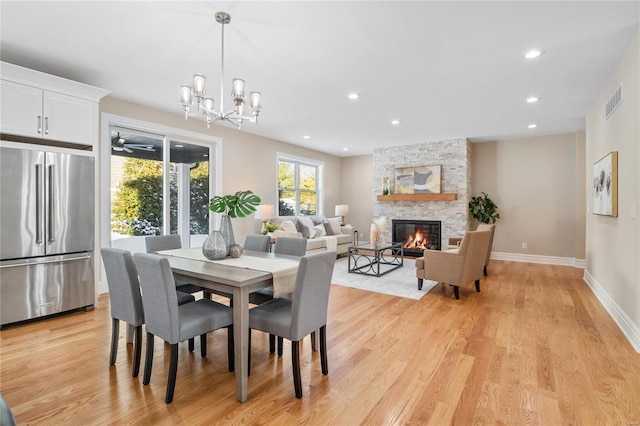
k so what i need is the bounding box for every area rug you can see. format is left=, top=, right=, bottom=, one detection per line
left=331, top=257, right=437, bottom=300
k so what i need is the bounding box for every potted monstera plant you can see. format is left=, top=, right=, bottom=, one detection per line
left=202, top=190, right=261, bottom=259
left=469, top=192, right=500, bottom=224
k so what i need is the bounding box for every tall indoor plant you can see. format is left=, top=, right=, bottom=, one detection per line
left=469, top=192, right=500, bottom=224
left=207, top=190, right=261, bottom=254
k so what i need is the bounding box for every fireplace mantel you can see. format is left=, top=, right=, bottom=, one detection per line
left=376, top=193, right=457, bottom=202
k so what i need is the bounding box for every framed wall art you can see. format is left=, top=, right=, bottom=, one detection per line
left=592, top=151, right=618, bottom=217
left=394, top=165, right=441, bottom=194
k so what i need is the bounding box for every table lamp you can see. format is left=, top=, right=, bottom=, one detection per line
left=254, top=204, right=275, bottom=234
left=335, top=204, right=349, bottom=226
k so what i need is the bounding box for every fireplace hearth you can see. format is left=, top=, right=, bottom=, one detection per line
left=392, top=219, right=441, bottom=257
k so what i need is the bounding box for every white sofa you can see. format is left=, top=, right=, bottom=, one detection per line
left=270, top=215, right=354, bottom=255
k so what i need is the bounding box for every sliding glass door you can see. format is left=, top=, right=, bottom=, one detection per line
left=109, top=126, right=212, bottom=253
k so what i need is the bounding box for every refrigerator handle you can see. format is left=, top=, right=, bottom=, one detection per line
left=35, top=163, right=43, bottom=243
left=48, top=164, right=55, bottom=242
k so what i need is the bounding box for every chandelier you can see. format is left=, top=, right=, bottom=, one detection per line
left=179, top=12, right=262, bottom=130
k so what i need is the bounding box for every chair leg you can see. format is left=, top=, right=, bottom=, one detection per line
left=453, top=285, right=460, bottom=300
left=319, top=325, right=328, bottom=375
left=483, top=265, right=488, bottom=276
left=109, top=318, right=119, bottom=366
left=277, top=337, right=284, bottom=357
left=143, top=332, right=154, bottom=385
left=418, top=278, right=423, bottom=291
left=132, top=325, right=142, bottom=377
left=227, top=325, right=234, bottom=372
left=292, top=340, right=302, bottom=398
left=311, top=330, right=318, bottom=351
left=269, top=334, right=276, bottom=353
left=188, top=338, right=194, bottom=353
left=200, top=334, right=207, bottom=357
left=166, top=343, right=178, bottom=404
left=475, top=279, right=481, bottom=293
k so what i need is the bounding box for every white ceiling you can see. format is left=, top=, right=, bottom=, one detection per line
left=1, top=1, right=638, bottom=157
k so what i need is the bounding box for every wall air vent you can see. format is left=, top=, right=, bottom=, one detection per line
left=605, top=83, right=623, bottom=119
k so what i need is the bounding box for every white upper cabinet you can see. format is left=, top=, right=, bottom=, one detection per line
left=43, top=90, right=95, bottom=144
left=0, top=62, right=109, bottom=147
left=1, top=80, right=43, bottom=139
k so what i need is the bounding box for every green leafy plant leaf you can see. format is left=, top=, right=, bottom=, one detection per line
left=209, top=190, right=261, bottom=218
left=469, top=192, right=500, bottom=224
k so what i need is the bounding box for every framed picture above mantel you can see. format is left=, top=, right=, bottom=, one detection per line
left=394, top=165, right=441, bottom=194
left=592, top=151, right=618, bottom=217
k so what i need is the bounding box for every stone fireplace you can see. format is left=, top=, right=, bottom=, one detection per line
left=372, top=139, right=471, bottom=249
left=393, top=219, right=441, bottom=257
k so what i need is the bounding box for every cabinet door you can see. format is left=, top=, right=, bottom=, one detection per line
left=0, top=80, right=43, bottom=138
left=43, top=91, right=95, bottom=145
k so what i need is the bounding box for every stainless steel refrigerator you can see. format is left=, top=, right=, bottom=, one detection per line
left=0, top=144, right=95, bottom=326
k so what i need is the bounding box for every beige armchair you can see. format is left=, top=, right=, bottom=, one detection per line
left=416, top=230, right=492, bottom=299
left=448, top=223, right=495, bottom=276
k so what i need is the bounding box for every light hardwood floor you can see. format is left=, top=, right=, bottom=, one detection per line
left=1, top=261, right=639, bottom=425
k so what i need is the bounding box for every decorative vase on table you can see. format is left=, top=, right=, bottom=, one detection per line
left=219, top=214, right=235, bottom=255
left=202, top=230, right=228, bottom=260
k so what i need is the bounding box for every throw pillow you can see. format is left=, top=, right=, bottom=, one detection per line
left=280, top=220, right=297, bottom=233
left=295, top=220, right=310, bottom=239
left=313, top=223, right=326, bottom=238
left=323, top=221, right=334, bottom=236
left=327, top=217, right=342, bottom=235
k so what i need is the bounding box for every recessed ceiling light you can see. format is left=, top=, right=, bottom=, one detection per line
left=203, top=154, right=208, bottom=157
left=528, top=124, right=537, bottom=129
left=175, top=144, right=184, bottom=148
left=524, top=49, right=543, bottom=59
left=348, top=93, right=360, bottom=100
left=303, top=135, right=310, bottom=139
left=526, top=97, right=539, bottom=103
left=391, top=120, right=401, bottom=125
left=342, top=147, right=348, bottom=151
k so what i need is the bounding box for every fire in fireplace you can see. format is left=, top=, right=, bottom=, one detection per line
left=392, top=219, right=441, bottom=257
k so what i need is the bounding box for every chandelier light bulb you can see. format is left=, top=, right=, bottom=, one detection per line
left=250, top=92, right=262, bottom=112
left=192, top=74, right=207, bottom=98
left=232, top=78, right=246, bottom=99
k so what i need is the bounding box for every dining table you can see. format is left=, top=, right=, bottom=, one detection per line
left=155, top=247, right=300, bottom=403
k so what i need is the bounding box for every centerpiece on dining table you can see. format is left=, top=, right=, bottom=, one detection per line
left=203, top=190, right=261, bottom=260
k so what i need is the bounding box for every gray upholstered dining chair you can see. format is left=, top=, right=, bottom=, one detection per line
left=101, top=247, right=145, bottom=377
left=248, top=250, right=336, bottom=398
left=145, top=235, right=209, bottom=298
left=101, top=248, right=196, bottom=378
left=249, top=236, right=308, bottom=355
left=133, top=253, right=234, bottom=404
left=243, top=234, right=271, bottom=252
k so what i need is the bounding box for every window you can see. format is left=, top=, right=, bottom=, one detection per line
left=278, top=156, right=322, bottom=216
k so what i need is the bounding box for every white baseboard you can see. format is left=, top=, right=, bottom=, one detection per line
left=583, top=270, right=640, bottom=353
left=491, top=252, right=585, bottom=268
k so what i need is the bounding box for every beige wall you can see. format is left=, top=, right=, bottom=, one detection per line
left=472, top=132, right=585, bottom=259
left=586, top=31, right=639, bottom=330
left=341, top=155, right=373, bottom=242
left=99, top=97, right=344, bottom=244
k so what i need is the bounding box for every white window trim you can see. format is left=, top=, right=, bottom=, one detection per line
left=99, top=112, right=223, bottom=292
left=276, top=151, right=324, bottom=216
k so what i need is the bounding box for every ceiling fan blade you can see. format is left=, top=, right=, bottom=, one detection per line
left=123, top=146, right=133, bottom=153
left=128, top=145, right=155, bottom=152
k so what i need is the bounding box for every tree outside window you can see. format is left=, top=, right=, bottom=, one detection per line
left=112, top=158, right=209, bottom=236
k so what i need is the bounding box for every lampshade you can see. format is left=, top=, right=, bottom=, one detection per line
left=335, top=205, right=349, bottom=217
left=254, top=204, right=275, bottom=220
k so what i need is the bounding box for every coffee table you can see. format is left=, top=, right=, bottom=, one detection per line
left=347, top=242, right=403, bottom=277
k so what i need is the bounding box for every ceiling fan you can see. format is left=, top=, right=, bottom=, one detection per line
left=111, top=132, right=155, bottom=153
